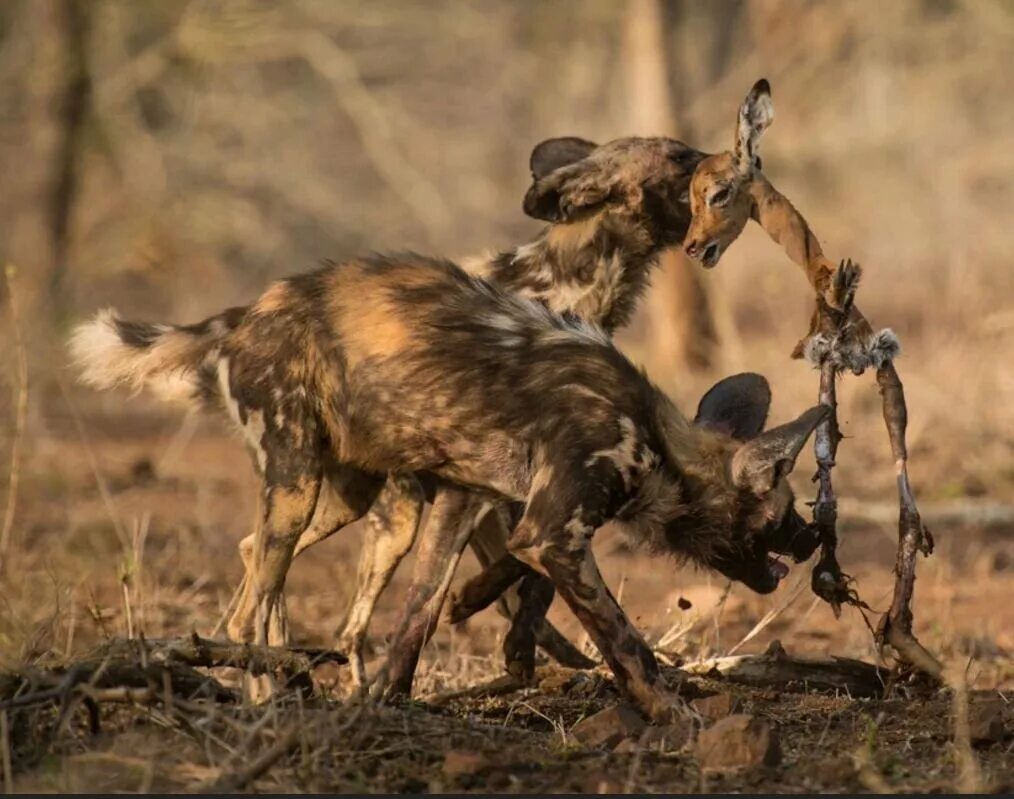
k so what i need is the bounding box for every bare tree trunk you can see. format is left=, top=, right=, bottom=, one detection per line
left=622, top=0, right=717, bottom=375
left=1, top=0, right=89, bottom=320
left=46, top=0, right=90, bottom=319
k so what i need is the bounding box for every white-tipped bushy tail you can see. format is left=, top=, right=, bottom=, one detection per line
left=69, top=308, right=227, bottom=407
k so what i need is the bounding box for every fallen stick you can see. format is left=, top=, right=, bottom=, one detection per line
left=92, top=633, right=348, bottom=676
left=0, top=635, right=349, bottom=714
left=683, top=643, right=889, bottom=697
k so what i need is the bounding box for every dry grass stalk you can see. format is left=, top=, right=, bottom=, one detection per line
left=0, top=709, right=12, bottom=794
left=0, top=265, right=28, bottom=575
left=947, top=660, right=983, bottom=794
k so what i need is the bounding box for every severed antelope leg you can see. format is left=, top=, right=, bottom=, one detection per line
left=873, top=363, right=942, bottom=680
left=806, top=260, right=860, bottom=614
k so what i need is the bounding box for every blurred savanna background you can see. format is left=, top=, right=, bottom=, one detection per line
left=0, top=0, right=1012, bottom=790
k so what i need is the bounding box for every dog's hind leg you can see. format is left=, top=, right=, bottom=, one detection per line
left=376, top=485, right=486, bottom=701
left=334, top=473, right=424, bottom=688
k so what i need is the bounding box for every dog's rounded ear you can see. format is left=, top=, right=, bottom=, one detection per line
left=694, top=372, right=771, bottom=440
left=523, top=137, right=607, bottom=223
left=529, top=137, right=598, bottom=179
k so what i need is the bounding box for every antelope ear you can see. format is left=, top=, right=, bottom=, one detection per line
left=523, top=138, right=608, bottom=223
left=731, top=405, right=828, bottom=495
left=694, top=373, right=771, bottom=441
left=734, top=79, right=774, bottom=177
left=529, top=137, right=598, bottom=179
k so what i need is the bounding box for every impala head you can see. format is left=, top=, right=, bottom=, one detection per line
left=522, top=135, right=706, bottom=248
left=684, top=79, right=774, bottom=268
left=678, top=372, right=824, bottom=593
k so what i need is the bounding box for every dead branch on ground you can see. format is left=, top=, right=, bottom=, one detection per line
left=0, top=634, right=348, bottom=718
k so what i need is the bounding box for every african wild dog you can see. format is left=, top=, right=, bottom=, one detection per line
left=71, top=253, right=826, bottom=720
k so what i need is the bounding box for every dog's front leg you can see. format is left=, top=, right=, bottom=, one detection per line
left=505, top=471, right=676, bottom=722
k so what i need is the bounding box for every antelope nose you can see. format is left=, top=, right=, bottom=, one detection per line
left=685, top=240, right=701, bottom=257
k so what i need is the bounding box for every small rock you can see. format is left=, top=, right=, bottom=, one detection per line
left=442, top=750, right=488, bottom=778
left=695, top=714, right=781, bottom=771
left=968, top=699, right=1005, bottom=745
left=130, top=457, right=157, bottom=485
left=581, top=775, right=625, bottom=794
left=691, top=692, right=742, bottom=720
left=571, top=703, right=646, bottom=749
left=991, top=549, right=1010, bottom=572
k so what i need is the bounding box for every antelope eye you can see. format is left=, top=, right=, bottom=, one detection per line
left=708, top=186, right=731, bottom=207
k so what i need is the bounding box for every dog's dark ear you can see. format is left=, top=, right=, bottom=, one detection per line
left=695, top=373, right=771, bottom=441
left=523, top=138, right=607, bottom=223
left=529, top=137, right=598, bottom=179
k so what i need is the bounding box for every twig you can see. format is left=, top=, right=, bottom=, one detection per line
left=200, top=702, right=365, bottom=793
left=682, top=648, right=889, bottom=697
left=727, top=571, right=809, bottom=655
left=93, top=633, right=348, bottom=675
left=0, top=265, right=28, bottom=575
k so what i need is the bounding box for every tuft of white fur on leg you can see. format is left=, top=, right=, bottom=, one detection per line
left=803, top=327, right=901, bottom=374
left=865, top=328, right=901, bottom=370
left=69, top=309, right=203, bottom=405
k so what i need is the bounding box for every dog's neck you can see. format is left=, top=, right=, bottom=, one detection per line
left=463, top=212, right=661, bottom=333
left=615, top=395, right=742, bottom=566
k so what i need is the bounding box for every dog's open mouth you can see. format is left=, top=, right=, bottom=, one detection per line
left=702, top=242, right=721, bottom=267
left=768, top=556, right=790, bottom=582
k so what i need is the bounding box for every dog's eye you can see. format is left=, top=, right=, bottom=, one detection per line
left=708, top=187, right=731, bottom=207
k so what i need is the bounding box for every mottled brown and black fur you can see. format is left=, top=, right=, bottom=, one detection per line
left=72, top=253, right=827, bottom=718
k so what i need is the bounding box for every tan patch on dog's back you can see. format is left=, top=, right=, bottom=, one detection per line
left=325, top=262, right=427, bottom=368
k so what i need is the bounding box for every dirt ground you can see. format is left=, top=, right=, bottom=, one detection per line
left=0, top=390, right=1010, bottom=793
